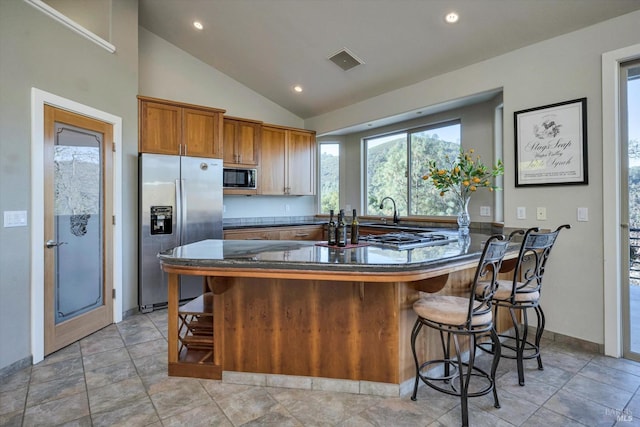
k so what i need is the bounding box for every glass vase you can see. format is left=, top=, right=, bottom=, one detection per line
left=457, top=196, right=471, bottom=236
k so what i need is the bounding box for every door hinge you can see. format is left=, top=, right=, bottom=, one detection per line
left=112, top=142, right=116, bottom=152
left=112, top=215, right=116, bottom=225
left=112, top=289, right=116, bottom=299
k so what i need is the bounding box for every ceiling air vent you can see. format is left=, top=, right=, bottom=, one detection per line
left=328, top=48, right=364, bottom=71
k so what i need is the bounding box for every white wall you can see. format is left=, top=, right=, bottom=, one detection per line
left=139, top=27, right=303, bottom=128
left=0, top=0, right=138, bottom=370
left=306, top=10, right=640, bottom=345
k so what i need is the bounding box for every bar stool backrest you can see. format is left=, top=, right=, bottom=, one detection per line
left=467, top=235, right=510, bottom=330
left=510, top=225, right=571, bottom=304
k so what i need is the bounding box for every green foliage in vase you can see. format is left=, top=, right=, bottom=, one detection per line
left=423, top=148, right=504, bottom=208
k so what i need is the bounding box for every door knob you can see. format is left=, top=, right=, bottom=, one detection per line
left=45, top=240, right=67, bottom=248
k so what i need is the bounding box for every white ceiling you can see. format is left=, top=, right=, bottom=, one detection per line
left=139, top=0, right=640, bottom=121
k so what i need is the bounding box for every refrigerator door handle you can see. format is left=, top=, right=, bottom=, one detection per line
left=175, top=179, right=183, bottom=245
left=180, top=179, right=187, bottom=244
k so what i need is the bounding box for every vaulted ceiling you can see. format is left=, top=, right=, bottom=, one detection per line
left=139, top=0, right=640, bottom=120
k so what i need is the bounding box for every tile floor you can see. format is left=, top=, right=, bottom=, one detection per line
left=2, top=309, right=640, bottom=426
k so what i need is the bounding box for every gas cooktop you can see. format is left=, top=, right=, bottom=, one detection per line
left=359, top=231, right=458, bottom=250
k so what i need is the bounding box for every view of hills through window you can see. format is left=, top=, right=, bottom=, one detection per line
left=366, top=122, right=461, bottom=217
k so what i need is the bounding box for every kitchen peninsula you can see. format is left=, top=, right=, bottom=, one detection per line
left=158, top=232, right=519, bottom=395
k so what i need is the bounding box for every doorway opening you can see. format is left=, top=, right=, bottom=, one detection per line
left=31, top=88, right=123, bottom=363
left=623, top=60, right=640, bottom=361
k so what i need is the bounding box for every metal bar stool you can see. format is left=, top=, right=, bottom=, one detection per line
left=410, top=235, right=510, bottom=427
left=477, top=225, right=570, bottom=386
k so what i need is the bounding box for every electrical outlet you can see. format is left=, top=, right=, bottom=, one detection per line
left=223, top=204, right=226, bottom=213
left=345, top=204, right=352, bottom=212
left=480, top=206, right=491, bottom=217
left=285, top=204, right=290, bottom=213
left=536, top=207, right=547, bottom=221
left=516, top=207, right=526, bottom=220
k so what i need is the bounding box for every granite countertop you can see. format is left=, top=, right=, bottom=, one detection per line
left=158, top=231, right=517, bottom=273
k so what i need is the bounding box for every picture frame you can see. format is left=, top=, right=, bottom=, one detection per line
left=514, top=98, right=588, bottom=187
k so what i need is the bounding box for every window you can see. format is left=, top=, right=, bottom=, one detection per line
left=319, top=143, right=340, bottom=213
left=365, top=121, right=461, bottom=217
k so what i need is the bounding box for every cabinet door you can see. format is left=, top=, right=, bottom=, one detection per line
left=183, top=108, right=223, bottom=158
left=139, top=101, right=181, bottom=155
left=260, top=127, right=287, bottom=195
left=287, top=130, right=316, bottom=195
left=223, top=119, right=260, bottom=166
left=235, top=121, right=260, bottom=166
left=223, top=119, right=238, bottom=164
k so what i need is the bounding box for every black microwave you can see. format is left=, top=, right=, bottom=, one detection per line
left=223, top=167, right=257, bottom=189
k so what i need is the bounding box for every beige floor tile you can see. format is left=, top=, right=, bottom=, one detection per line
left=160, top=402, right=233, bottom=427
left=91, top=396, right=160, bottom=427
left=215, top=386, right=281, bottom=425
left=149, top=379, right=214, bottom=420
left=26, top=373, right=86, bottom=407
left=30, top=357, right=84, bottom=385
left=82, top=346, right=130, bottom=371
left=87, top=377, right=147, bottom=414
left=0, top=367, right=31, bottom=393
left=84, top=358, right=139, bottom=390
left=22, top=392, right=89, bottom=426
left=0, top=386, right=27, bottom=416
left=127, top=337, right=167, bottom=360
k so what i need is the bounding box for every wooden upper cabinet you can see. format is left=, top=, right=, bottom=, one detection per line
left=260, top=126, right=287, bottom=195
left=139, top=101, right=182, bottom=155
left=138, top=96, right=225, bottom=158
left=259, top=125, right=316, bottom=196
left=223, top=117, right=261, bottom=166
left=183, top=108, right=223, bottom=158
left=287, top=130, right=316, bottom=196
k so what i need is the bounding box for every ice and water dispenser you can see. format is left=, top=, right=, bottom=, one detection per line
left=150, top=206, right=173, bottom=235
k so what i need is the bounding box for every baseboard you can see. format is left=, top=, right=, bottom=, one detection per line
left=0, top=355, right=32, bottom=379
left=527, top=325, right=603, bottom=354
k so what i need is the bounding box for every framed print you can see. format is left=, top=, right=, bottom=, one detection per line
left=514, top=98, right=588, bottom=187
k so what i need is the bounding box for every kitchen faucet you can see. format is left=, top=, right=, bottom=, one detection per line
left=379, top=196, right=399, bottom=224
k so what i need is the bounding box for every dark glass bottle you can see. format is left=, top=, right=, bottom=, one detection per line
left=327, top=210, right=337, bottom=246
left=336, top=209, right=347, bottom=247
left=350, top=209, right=359, bottom=245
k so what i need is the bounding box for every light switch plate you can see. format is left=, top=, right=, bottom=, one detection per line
left=480, top=206, right=491, bottom=217
left=516, top=207, right=526, bottom=220
left=4, top=210, right=27, bottom=227
left=577, top=207, right=588, bottom=222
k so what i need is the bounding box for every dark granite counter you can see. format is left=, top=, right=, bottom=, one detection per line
left=158, top=231, right=515, bottom=273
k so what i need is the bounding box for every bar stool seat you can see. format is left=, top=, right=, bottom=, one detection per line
left=413, top=296, right=492, bottom=326
left=411, top=234, right=510, bottom=427
left=485, top=280, right=539, bottom=302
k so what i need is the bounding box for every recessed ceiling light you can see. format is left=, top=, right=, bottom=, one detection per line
left=193, top=21, right=204, bottom=30
left=293, top=85, right=303, bottom=93
left=445, top=12, right=459, bottom=24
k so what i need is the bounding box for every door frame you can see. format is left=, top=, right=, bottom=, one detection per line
left=31, top=88, right=123, bottom=364
left=603, top=43, right=640, bottom=358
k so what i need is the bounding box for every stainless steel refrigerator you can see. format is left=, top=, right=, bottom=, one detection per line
left=139, top=153, right=223, bottom=312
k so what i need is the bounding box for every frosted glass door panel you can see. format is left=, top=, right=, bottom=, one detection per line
left=53, top=123, right=103, bottom=324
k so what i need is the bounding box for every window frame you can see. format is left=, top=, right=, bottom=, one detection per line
left=364, top=119, right=462, bottom=218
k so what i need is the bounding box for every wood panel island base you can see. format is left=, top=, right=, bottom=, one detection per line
left=159, top=236, right=519, bottom=396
